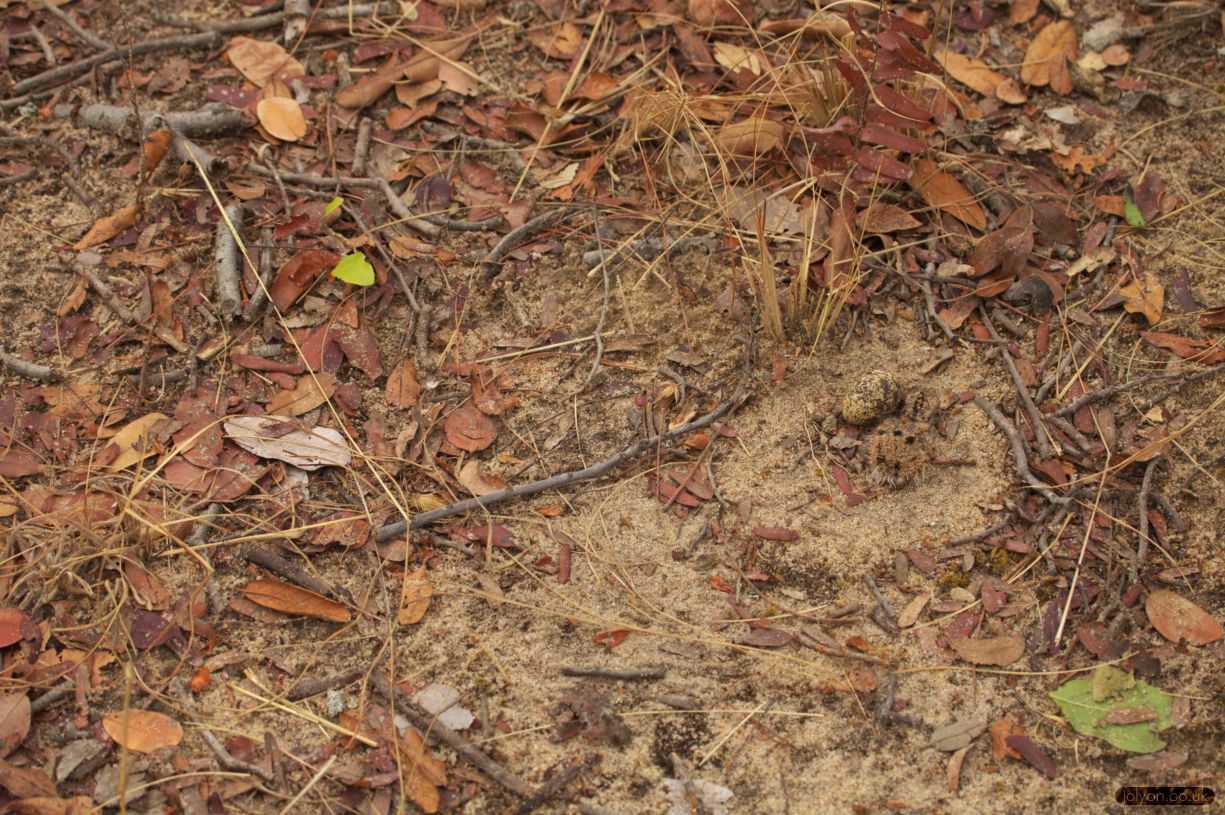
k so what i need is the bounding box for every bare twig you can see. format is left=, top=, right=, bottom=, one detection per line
left=972, top=395, right=1072, bottom=506
left=240, top=544, right=353, bottom=604
left=0, top=169, right=36, bottom=186
left=154, top=3, right=401, bottom=34
left=370, top=671, right=535, bottom=799
left=375, top=334, right=754, bottom=540
left=286, top=666, right=366, bottom=702
left=74, top=103, right=246, bottom=137
left=214, top=203, right=244, bottom=318
left=480, top=209, right=568, bottom=276
left=513, top=756, right=594, bottom=815
left=0, top=347, right=61, bottom=382
left=199, top=728, right=277, bottom=784
left=1131, top=456, right=1162, bottom=583
left=13, top=31, right=222, bottom=95
left=42, top=2, right=110, bottom=51
left=352, top=117, right=373, bottom=176
left=81, top=266, right=191, bottom=353
left=920, top=277, right=955, bottom=341
left=560, top=666, right=667, bottom=681
left=981, top=307, right=1053, bottom=459
left=242, top=227, right=277, bottom=322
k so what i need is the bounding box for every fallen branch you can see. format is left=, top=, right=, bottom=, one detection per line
left=13, top=31, right=222, bottom=96
left=1131, top=456, right=1162, bottom=583
left=981, top=306, right=1053, bottom=460
left=199, top=728, right=277, bottom=785
left=214, top=203, right=244, bottom=318
left=72, top=102, right=247, bottom=137
left=480, top=209, right=568, bottom=276
left=154, top=3, right=402, bottom=34
left=0, top=348, right=61, bottom=382
left=375, top=336, right=753, bottom=540
left=560, top=666, right=666, bottom=681
left=81, top=266, right=190, bottom=353
left=286, top=666, right=367, bottom=702
left=512, top=756, right=594, bottom=815
left=240, top=544, right=354, bottom=604
left=42, top=1, right=110, bottom=51
left=972, top=395, right=1071, bottom=506
left=371, top=671, right=535, bottom=799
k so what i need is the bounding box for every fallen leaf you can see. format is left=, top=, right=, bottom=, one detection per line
left=1020, top=20, right=1077, bottom=95
left=0, top=760, right=56, bottom=798
left=1145, top=590, right=1222, bottom=646
left=105, top=413, right=171, bottom=471
left=742, top=628, right=792, bottom=648
left=266, top=372, right=337, bottom=417
left=751, top=526, right=798, bottom=541
left=101, top=710, right=183, bottom=754
left=444, top=400, right=498, bottom=452
left=911, top=158, right=986, bottom=230
left=399, top=726, right=447, bottom=813
left=930, top=717, right=986, bottom=751
left=856, top=201, right=921, bottom=233
left=386, top=358, right=421, bottom=408
left=528, top=22, right=583, bottom=59
left=256, top=96, right=308, bottom=142
left=1006, top=734, right=1057, bottom=779
left=227, top=36, right=305, bottom=87
left=1142, top=331, right=1225, bottom=364
left=936, top=50, right=1005, bottom=96
left=331, top=252, right=375, bottom=286
left=897, top=594, right=930, bottom=628
left=457, top=461, right=506, bottom=497
left=990, top=715, right=1025, bottom=759
left=73, top=204, right=141, bottom=249
left=949, top=634, right=1024, bottom=666
left=1120, top=276, right=1164, bottom=326
left=398, top=566, right=433, bottom=625
left=237, top=579, right=351, bottom=622
left=1050, top=668, right=1173, bottom=753
left=714, top=115, right=784, bottom=157
left=0, top=694, right=30, bottom=757
left=224, top=415, right=351, bottom=470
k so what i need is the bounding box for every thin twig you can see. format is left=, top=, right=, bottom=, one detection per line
left=154, top=3, right=400, bottom=34
left=560, top=666, right=667, bottom=681
left=371, top=671, right=535, bottom=799
left=981, top=306, right=1053, bottom=459
left=375, top=333, right=754, bottom=540
left=286, top=666, right=366, bottom=702
left=920, top=278, right=955, bottom=341
left=242, top=227, right=277, bottom=322
left=199, top=728, right=277, bottom=784
left=13, top=31, right=222, bottom=95
left=512, top=756, right=594, bottom=815
left=1131, top=456, right=1162, bottom=583
left=352, top=117, right=373, bottom=176
left=480, top=209, right=567, bottom=276
left=214, top=203, right=244, bottom=317
left=42, top=1, right=110, bottom=51
left=240, top=544, right=353, bottom=604
left=0, top=347, right=61, bottom=382
left=81, top=266, right=190, bottom=353
left=972, top=395, right=1072, bottom=506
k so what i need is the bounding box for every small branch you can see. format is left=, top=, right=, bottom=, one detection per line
left=0, top=348, right=61, bottom=382
left=42, top=2, right=110, bottom=51
left=560, top=666, right=666, bottom=681
left=154, top=3, right=400, bottom=34
left=214, top=203, right=244, bottom=318
left=286, top=666, right=366, bottom=702
left=981, top=306, right=1053, bottom=460
left=479, top=209, right=567, bottom=276
left=1131, top=456, right=1162, bottom=583
left=242, top=227, right=277, bottom=322
left=74, top=103, right=246, bottom=138
left=972, top=395, right=1071, bottom=506
left=370, top=671, right=535, bottom=799
left=170, top=132, right=224, bottom=175
left=199, top=728, right=277, bottom=785
left=0, top=169, right=36, bottom=186
left=13, top=31, right=222, bottom=96
left=375, top=336, right=753, bottom=540
left=418, top=213, right=504, bottom=232
left=81, top=266, right=190, bottom=353
left=920, top=278, right=956, bottom=341
left=352, top=117, right=373, bottom=176
left=240, top=544, right=353, bottom=604
left=512, top=756, right=594, bottom=815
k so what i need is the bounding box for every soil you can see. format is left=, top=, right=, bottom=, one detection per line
left=0, top=1, right=1222, bottom=814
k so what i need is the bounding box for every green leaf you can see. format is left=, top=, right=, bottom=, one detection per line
left=324, top=196, right=343, bottom=216
left=1050, top=668, right=1172, bottom=753
left=331, top=252, right=374, bottom=286
left=1123, top=185, right=1146, bottom=228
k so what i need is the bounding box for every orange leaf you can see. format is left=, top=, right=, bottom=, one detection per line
left=101, top=710, right=183, bottom=753
left=911, top=158, right=986, bottom=230
left=1020, top=20, right=1077, bottom=95
left=237, top=579, right=351, bottom=623
left=949, top=634, right=1025, bottom=666
left=0, top=694, right=30, bottom=757
left=444, top=400, right=498, bottom=452
left=593, top=629, right=629, bottom=648
left=142, top=128, right=173, bottom=177
left=73, top=203, right=141, bottom=249
left=266, top=372, right=337, bottom=416
left=714, top=115, right=783, bottom=157
left=1145, top=590, right=1222, bottom=646
left=398, top=566, right=433, bottom=625
left=385, top=358, right=421, bottom=408
left=227, top=36, right=305, bottom=87
left=1120, top=277, right=1164, bottom=326
left=935, top=51, right=1005, bottom=96
left=528, top=22, right=583, bottom=59
left=856, top=201, right=922, bottom=233
left=399, top=726, right=447, bottom=813
left=256, top=97, right=308, bottom=142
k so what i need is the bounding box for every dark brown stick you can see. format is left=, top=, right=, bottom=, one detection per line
left=199, top=728, right=277, bottom=784
left=240, top=544, right=353, bottom=604
left=42, top=1, right=110, bottom=51
left=370, top=671, right=535, bottom=799
left=286, top=666, right=366, bottom=701
left=13, top=31, right=222, bottom=95
left=480, top=209, right=567, bottom=275
left=981, top=307, right=1053, bottom=460
left=560, top=666, right=667, bottom=681
left=1131, top=456, right=1162, bottom=583
left=375, top=349, right=752, bottom=540
left=513, top=756, right=594, bottom=815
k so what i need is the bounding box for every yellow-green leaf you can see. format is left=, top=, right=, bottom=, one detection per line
left=1123, top=185, right=1146, bottom=228
left=331, top=252, right=374, bottom=286
left=324, top=196, right=344, bottom=216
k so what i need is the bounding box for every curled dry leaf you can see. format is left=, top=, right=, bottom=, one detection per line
left=1020, top=20, right=1077, bottom=95
left=223, top=415, right=351, bottom=471
left=398, top=565, right=433, bottom=625
left=1119, top=276, right=1164, bottom=327
left=266, top=372, right=337, bottom=417
left=227, top=36, right=305, bottom=88
left=935, top=50, right=1005, bottom=96
left=1145, top=589, right=1223, bottom=646
left=910, top=158, right=986, bottom=231
left=73, top=203, right=142, bottom=249
left=105, top=412, right=171, bottom=471
left=256, top=97, right=308, bottom=142
left=457, top=461, right=506, bottom=497
left=101, top=710, right=183, bottom=754
left=237, top=579, right=351, bottom=623
left=949, top=634, right=1024, bottom=666
left=714, top=116, right=784, bottom=157
left=444, top=400, right=498, bottom=452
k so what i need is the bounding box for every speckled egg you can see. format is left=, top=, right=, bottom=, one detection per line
left=840, top=370, right=903, bottom=426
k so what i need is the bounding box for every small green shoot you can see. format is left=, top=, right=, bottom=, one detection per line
left=324, top=196, right=344, bottom=216
left=331, top=252, right=374, bottom=286
left=1123, top=185, right=1146, bottom=228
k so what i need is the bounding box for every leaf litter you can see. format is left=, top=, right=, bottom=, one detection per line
left=0, top=0, right=1222, bottom=813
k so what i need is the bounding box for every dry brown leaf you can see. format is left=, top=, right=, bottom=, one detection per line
left=910, top=158, right=986, bottom=231
left=266, top=372, right=337, bottom=416
left=227, top=36, right=304, bottom=87
left=856, top=201, right=921, bottom=233
left=0, top=760, right=56, bottom=798
left=897, top=594, right=930, bottom=628
left=936, top=51, right=1005, bottom=96
left=1145, top=590, right=1223, bottom=646
left=142, top=128, right=173, bottom=177
left=714, top=116, right=783, bottom=157
left=457, top=461, right=506, bottom=497
left=689, top=0, right=752, bottom=25
left=73, top=203, right=141, bottom=249
left=0, top=694, right=30, bottom=757
left=105, top=412, right=171, bottom=471
left=101, top=710, right=183, bottom=753
left=444, top=400, right=498, bottom=452
left=385, top=358, right=421, bottom=408
left=994, top=78, right=1028, bottom=105
left=1120, top=277, right=1164, bottom=326
left=1021, top=20, right=1077, bottom=95
left=399, top=726, right=447, bottom=813
left=528, top=22, right=583, bottom=59
left=256, top=97, right=307, bottom=142
left=990, top=715, right=1025, bottom=759
left=398, top=565, right=433, bottom=625
left=238, top=579, right=351, bottom=623
left=949, top=634, right=1024, bottom=666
